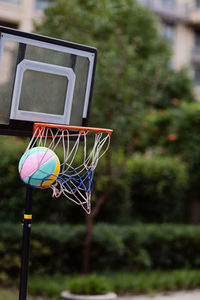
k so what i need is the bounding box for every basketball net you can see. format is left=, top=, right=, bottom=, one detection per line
left=24, top=123, right=113, bottom=214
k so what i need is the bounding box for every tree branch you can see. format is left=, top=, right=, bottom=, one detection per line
left=91, top=181, right=114, bottom=218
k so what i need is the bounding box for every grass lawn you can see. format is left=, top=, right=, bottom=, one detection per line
left=0, top=289, right=17, bottom=300
left=0, top=288, right=56, bottom=300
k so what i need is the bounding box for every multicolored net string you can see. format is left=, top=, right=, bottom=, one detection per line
left=24, top=124, right=112, bottom=214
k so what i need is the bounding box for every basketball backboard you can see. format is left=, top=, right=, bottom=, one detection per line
left=0, top=26, right=97, bottom=136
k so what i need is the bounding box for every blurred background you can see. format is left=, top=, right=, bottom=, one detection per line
left=2, top=0, right=200, bottom=299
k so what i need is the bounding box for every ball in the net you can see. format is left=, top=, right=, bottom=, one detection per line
left=18, top=147, right=60, bottom=188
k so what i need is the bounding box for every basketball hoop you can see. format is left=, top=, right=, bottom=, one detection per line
left=23, top=123, right=113, bottom=214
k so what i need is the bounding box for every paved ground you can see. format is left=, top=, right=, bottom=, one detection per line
left=118, top=290, right=200, bottom=300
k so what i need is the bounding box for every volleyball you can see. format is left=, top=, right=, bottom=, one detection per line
left=18, top=147, right=60, bottom=188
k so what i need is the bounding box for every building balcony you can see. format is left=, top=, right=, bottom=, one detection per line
left=0, top=1, right=22, bottom=24
left=188, top=9, right=200, bottom=26
left=137, top=0, right=188, bottom=22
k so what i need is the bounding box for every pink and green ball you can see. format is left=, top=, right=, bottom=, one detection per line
left=18, top=147, right=60, bottom=188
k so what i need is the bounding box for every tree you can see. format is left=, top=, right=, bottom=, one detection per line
left=138, top=102, right=200, bottom=222
left=36, top=0, right=171, bottom=141
left=35, top=0, right=196, bottom=272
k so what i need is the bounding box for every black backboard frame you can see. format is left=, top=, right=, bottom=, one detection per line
left=0, top=26, right=97, bottom=137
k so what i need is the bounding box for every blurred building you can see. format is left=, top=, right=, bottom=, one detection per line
left=0, top=0, right=51, bottom=91
left=0, top=0, right=50, bottom=32
left=138, top=0, right=200, bottom=98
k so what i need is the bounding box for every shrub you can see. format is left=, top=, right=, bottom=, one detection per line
left=0, top=137, right=191, bottom=224
left=127, top=155, right=188, bottom=222
left=135, top=102, right=200, bottom=222
left=27, top=270, right=200, bottom=297
left=2, top=222, right=200, bottom=280
left=68, top=274, right=110, bottom=295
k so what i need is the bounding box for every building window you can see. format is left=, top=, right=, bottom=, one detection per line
left=35, top=0, right=50, bottom=10
left=194, top=30, right=200, bottom=54
left=0, top=0, right=20, bottom=4
left=161, top=0, right=175, bottom=9
left=161, top=22, right=175, bottom=43
left=194, top=66, right=200, bottom=86
left=196, top=0, right=200, bottom=9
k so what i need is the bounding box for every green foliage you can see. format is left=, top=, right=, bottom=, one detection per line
left=0, top=133, right=192, bottom=224
left=110, top=270, right=200, bottom=294
left=68, top=274, right=110, bottom=295
left=28, top=273, right=68, bottom=298
left=0, top=289, right=18, bottom=300
left=139, top=102, right=200, bottom=198
left=0, top=136, right=32, bottom=221
left=35, top=0, right=195, bottom=151
left=2, top=270, right=200, bottom=298
left=0, top=0, right=195, bottom=227
left=0, top=136, right=85, bottom=224
left=2, top=222, right=200, bottom=279
left=140, top=102, right=200, bottom=153
left=127, top=155, right=188, bottom=222
left=34, top=0, right=196, bottom=224
left=0, top=136, right=130, bottom=224
left=92, top=150, right=131, bottom=223
left=155, top=68, right=195, bottom=109
left=27, top=270, right=200, bottom=297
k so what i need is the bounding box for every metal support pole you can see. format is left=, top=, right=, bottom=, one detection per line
left=19, top=186, right=33, bottom=300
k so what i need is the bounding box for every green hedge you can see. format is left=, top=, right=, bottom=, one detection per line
left=28, top=270, right=200, bottom=297
left=127, top=155, right=188, bottom=222
left=139, top=102, right=200, bottom=203
left=1, top=222, right=200, bottom=282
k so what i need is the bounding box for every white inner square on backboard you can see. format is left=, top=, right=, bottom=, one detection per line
left=10, top=59, right=76, bottom=125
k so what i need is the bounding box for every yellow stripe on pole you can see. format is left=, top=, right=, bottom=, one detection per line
left=24, top=214, right=32, bottom=220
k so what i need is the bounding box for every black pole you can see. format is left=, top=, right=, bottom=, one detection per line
left=15, top=43, right=31, bottom=300
left=19, top=185, right=33, bottom=300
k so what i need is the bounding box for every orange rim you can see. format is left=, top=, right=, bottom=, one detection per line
left=33, top=123, right=113, bottom=137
